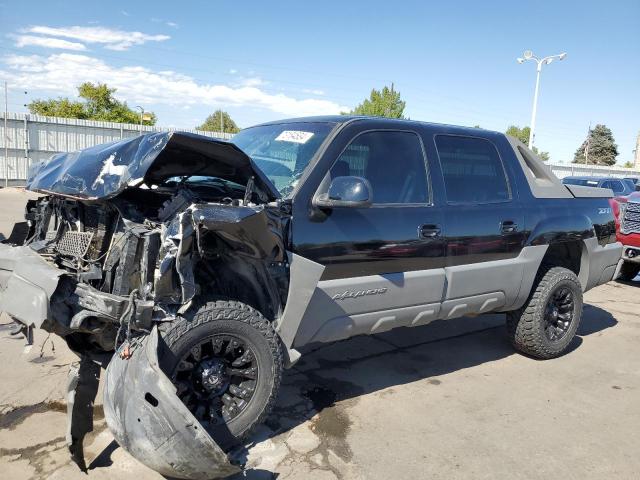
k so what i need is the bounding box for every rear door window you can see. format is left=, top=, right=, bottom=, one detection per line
left=434, top=135, right=511, bottom=204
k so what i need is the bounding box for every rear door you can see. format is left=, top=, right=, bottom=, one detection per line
left=290, top=125, right=446, bottom=345
left=429, top=133, right=526, bottom=317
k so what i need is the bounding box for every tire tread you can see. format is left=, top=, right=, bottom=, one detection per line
left=507, top=265, right=582, bottom=359
left=161, top=299, right=283, bottom=443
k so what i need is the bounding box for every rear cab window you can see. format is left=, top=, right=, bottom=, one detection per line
left=434, top=135, right=511, bottom=204
left=562, top=178, right=599, bottom=187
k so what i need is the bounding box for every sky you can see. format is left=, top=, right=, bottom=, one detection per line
left=0, top=0, right=638, bottom=164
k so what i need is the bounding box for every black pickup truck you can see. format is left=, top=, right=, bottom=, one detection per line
left=0, top=116, right=622, bottom=479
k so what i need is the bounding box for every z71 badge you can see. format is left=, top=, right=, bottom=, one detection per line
left=332, top=288, right=388, bottom=301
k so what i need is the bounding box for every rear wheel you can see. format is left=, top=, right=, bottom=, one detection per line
left=617, top=261, right=640, bottom=282
left=161, top=300, right=283, bottom=449
left=507, top=266, right=583, bottom=359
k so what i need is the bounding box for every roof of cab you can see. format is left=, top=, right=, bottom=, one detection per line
left=250, top=115, right=501, bottom=136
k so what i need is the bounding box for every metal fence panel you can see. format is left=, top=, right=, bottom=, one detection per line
left=548, top=163, right=639, bottom=179
left=1, top=112, right=233, bottom=185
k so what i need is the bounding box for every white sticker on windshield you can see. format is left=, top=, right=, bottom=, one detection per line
left=275, top=130, right=314, bottom=144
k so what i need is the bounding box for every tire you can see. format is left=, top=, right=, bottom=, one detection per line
left=617, top=261, right=640, bottom=282
left=161, top=299, right=283, bottom=449
left=507, top=266, right=583, bottom=359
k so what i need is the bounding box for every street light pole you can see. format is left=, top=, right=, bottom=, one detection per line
left=528, top=62, right=542, bottom=147
left=517, top=50, right=567, bottom=150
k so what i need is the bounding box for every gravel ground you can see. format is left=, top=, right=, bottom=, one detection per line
left=0, top=187, right=638, bottom=480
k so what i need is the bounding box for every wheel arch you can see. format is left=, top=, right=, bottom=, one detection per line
left=525, top=214, right=597, bottom=292
left=526, top=214, right=595, bottom=248
left=193, top=254, right=284, bottom=322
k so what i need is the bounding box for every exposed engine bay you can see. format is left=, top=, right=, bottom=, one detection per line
left=16, top=180, right=288, bottom=355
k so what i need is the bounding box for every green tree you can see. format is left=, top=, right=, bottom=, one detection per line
left=505, top=125, right=550, bottom=161
left=623, top=161, right=634, bottom=168
left=28, top=82, right=157, bottom=125
left=197, top=110, right=240, bottom=133
left=573, top=124, right=618, bottom=166
left=344, top=84, right=406, bottom=118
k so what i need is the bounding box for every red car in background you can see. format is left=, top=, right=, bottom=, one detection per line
left=611, top=192, right=640, bottom=281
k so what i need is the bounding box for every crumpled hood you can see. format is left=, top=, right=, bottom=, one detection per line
left=27, top=131, right=280, bottom=201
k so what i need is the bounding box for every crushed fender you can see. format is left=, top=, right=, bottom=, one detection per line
left=104, top=328, right=239, bottom=479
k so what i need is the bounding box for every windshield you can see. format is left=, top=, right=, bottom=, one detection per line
left=231, top=122, right=336, bottom=196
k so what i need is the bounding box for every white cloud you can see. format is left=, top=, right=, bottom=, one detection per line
left=240, top=77, right=265, bottom=87
left=166, top=22, right=179, bottom=28
left=3, top=54, right=45, bottom=73
left=303, top=88, right=325, bottom=96
left=1, top=53, right=348, bottom=117
left=121, top=10, right=130, bottom=17
left=14, top=35, right=86, bottom=51
left=24, top=25, right=170, bottom=51
left=229, top=69, right=238, bottom=74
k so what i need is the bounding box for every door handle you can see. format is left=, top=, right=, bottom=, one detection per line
left=501, top=220, right=518, bottom=234
left=419, top=224, right=441, bottom=239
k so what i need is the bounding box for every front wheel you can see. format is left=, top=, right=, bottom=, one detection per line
left=161, top=300, right=283, bottom=449
left=507, top=266, right=583, bottom=359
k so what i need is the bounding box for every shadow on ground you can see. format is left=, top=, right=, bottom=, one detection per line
left=88, top=305, right=616, bottom=479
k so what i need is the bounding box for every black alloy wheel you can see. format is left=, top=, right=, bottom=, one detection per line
left=161, top=300, right=283, bottom=448
left=543, top=286, right=575, bottom=342
left=172, top=334, right=259, bottom=426
left=507, top=266, right=583, bottom=359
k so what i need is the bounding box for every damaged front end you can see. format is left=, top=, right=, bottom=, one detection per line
left=0, top=132, right=288, bottom=478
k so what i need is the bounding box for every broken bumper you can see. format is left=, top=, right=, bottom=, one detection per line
left=103, top=327, right=239, bottom=480
left=0, top=243, right=64, bottom=327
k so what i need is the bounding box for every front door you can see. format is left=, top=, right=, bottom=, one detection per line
left=291, top=127, right=446, bottom=345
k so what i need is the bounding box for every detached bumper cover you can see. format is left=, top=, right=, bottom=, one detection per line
left=103, top=327, right=239, bottom=480
left=0, top=243, right=65, bottom=327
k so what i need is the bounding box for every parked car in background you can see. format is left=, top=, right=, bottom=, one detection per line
left=624, top=177, right=640, bottom=191
left=611, top=191, right=640, bottom=280
left=562, top=176, right=636, bottom=197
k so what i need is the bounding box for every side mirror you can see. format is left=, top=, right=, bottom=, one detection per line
left=313, top=176, right=373, bottom=209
